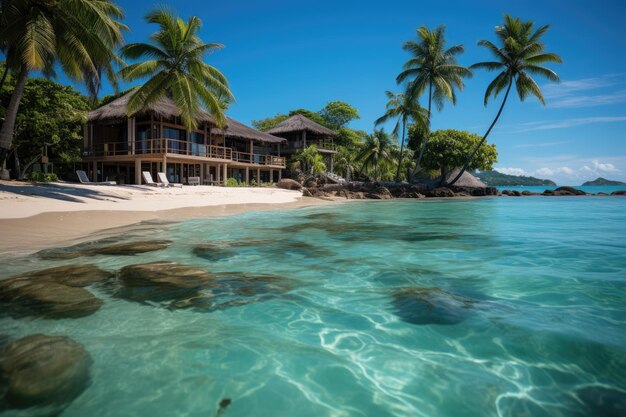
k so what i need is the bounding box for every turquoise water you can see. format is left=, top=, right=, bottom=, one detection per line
left=496, top=185, right=625, bottom=194
left=1, top=198, right=626, bottom=417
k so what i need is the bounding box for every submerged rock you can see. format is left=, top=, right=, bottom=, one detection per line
left=392, top=287, right=475, bottom=325
left=0, top=265, right=110, bottom=319
left=0, top=334, right=93, bottom=408
left=38, top=240, right=171, bottom=260
left=575, top=385, right=626, bottom=417
left=193, top=243, right=237, bottom=261
left=0, top=282, right=103, bottom=319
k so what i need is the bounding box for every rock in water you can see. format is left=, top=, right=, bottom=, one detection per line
left=392, top=287, right=474, bottom=325
left=116, top=261, right=216, bottom=303
left=90, top=240, right=171, bottom=256
left=193, top=243, right=237, bottom=261
left=0, top=334, right=93, bottom=407
left=0, top=281, right=103, bottom=319
left=14, top=264, right=113, bottom=287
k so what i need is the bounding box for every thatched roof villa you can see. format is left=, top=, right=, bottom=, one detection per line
left=83, top=91, right=286, bottom=185
left=266, top=114, right=339, bottom=172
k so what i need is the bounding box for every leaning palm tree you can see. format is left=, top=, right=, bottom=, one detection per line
left=120, top=9, right=233, bottom=130
left=357, top=129, right=396, bottom=181
left=0, top=0, right=126, bottom=166
left=397, top=25, right=471, bottom=177
left=447, top=14, right=562, bottom=186
left=375, top=91, right=428, bottom=181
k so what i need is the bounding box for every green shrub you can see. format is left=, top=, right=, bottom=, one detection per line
left=27, top=172, right=59, bottom=182
left=225, top=177, right=240, bottom=187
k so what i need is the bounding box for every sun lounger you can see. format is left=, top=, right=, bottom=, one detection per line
left=142, top=171, right=163, bottom=187
left=76, top=170, right=116, bottom=185
left=188, top=176, right=200, bottom=186
left=157, top=172, right=183, bottom=188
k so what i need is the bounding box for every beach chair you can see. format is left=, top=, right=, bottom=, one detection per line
left=142, top=171, right=163, bottom=187
left=76, top=170, right=116, bottom=185
left=157, top=172, right=183, bottom=188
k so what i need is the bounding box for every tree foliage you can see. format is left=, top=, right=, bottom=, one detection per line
left=356, top=129, right=398, bottom=181
left=120, top=9, right=233, bottom=129
left=318, top=101, right=360, bottom=130
left=294, top=145, right=326, bottom=175
left=0, top=76, right=89, bottom=177
left=410, top=129, right=497, bottom=175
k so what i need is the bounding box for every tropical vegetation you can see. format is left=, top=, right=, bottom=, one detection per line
left=0, top=0, right=126, bottom=167
left=446, top=14, right=561, bottom=186
left=397, top=25, right=471, bottom=177
left=120, top=9, right=233, bottom=130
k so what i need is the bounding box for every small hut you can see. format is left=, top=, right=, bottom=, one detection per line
left=266, top=114, right=339, bottom=173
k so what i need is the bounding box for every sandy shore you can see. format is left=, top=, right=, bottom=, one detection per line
left=0, top=181, right=333, bottom=253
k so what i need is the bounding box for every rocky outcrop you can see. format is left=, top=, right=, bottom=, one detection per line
left=543, top=186, right=586, bottom=196
left=0, top=265, right=111, bottom=319
left=0, top=334, right=93, bottom=407
left=38, top=240, right=171, bottom=259
left=276, top=178, right=302, bottom=190
left=611, top=190, right=626, bottom=196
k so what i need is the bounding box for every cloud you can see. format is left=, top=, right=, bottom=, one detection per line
left=543, top=74, right=626, bottom=108
left=536, top=167, right=575, bottom=176
left=512, top=116, right=626, bottom=133
left=550, top=90, right=626, bottom=108
left=494, top=167, right=528, bottom=176
left=592, top=159, right=619, bottom=173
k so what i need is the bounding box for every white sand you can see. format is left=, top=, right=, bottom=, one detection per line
left=0, top=181, right=302, bottom=219
left=0, top=181, right=335, bottom=253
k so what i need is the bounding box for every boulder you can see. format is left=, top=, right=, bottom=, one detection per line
left=0, top=281, right=103, bottom=319
left=193, top=243, right=237, bottom=261
left=611, top=190, right=626, bottom=196
left=303, top=178, right=318, bottom=188
left=276, top=178, right=302, bottom=191
left=364, top=187, right=392, bottom=200
left=392, top=287, right=475, bottom=325
left=39, top=240, right=171, bottom=259
left=12, top=264, right=113, bottom=287
left=116, top=261, right=216, bottom=303
left=302, top=187, right=329, bottom=198
left=430, top=187, right=455, bottom=198
left=542, top=189, right=556, bottom=196
left=553, top=186, right=586, bottom=196
left=0, top=334, right=93, bottom=407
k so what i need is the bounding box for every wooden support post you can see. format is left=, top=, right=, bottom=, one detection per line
left=330, top=154, right=334, bottom=174
left=223, top=163, right=227, bottom=184
left=250, top=140, right=254, bottom=163
left=302, top=130, right=307, bottom=148
left=256, top=168, right=260, bottom=184
left=135, top=159, right=141, bottom=184
left=245, top=167, right=249, bottom=184
left=92, top=161, right=97, bottom=181
left=278, top=169, right=282, bottom=180
left=162, top=154, right=167, bottom=176
left=270, top=169, right=274, bottom=183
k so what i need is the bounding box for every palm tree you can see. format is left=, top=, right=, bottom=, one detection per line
left=397, top=25, right=471, bottom=177
left=356, top=129, right=396, bottom=181
left=120, top=9, right=233, bottom=130
left=375, top=91, right=428, bottom=181
left=447, top=14, right=562, bottom=186
left=0, top=0, right=126, bottom=166
left=296, top=145, right=326, bottom=175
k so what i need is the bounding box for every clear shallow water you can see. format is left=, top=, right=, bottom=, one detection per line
left=1, top=198, right=626, bottom=417
left=495, top=185, right=625, bottom=194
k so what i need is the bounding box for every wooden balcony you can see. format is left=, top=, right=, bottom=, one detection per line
left=85, top=138, right=286, bottom=167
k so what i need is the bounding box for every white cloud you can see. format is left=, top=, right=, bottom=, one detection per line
left=543, top=74, right=623, bottom=99
left=542, top=74, right=626, bottom=108
left=592, top=159, right=619, bottom=173
left=536, top=166, right=575, bottom=176
left=550, top=90, right=626, bottom=108
left=494, top=167, right=528, bottom=176
left=512, top=116, right=626, bottom=133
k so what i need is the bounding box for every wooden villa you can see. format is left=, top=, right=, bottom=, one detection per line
left=266, top=114, right=339, bottom=173
left=83, top=91, right=286, bottom=185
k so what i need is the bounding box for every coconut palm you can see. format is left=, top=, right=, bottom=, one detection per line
left=447, top=14, right=562, bottom=186
left=397, top=25, right=471, bottom=177
left=296, top=145, right=326, bottom=175
left=0, top=0, right=126, bottom=165
left=357, top=129, right=396, bottom=181
left=120, top=9, right=233, bottom=130
left=375, top=91, right=428, bottom=181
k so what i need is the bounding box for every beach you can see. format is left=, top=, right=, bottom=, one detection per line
left=0, top=181, right=329, bottom=253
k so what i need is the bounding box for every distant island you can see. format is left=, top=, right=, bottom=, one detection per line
left=582, top=177, right=626, bottom=186
left=476, top=170, right=556, bottom=186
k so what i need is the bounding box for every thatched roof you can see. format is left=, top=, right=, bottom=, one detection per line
left=266, top=114, right=339, bottom=137
left=87, top=90, right=216, bottom=124
left=214, top=117, right=286, bottom=144
left=442, top=170, right=487, bottom=188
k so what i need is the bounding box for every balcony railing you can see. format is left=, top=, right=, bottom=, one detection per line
left=285, top=139, right=336, bottom=152
left=85, top=138, right=285, bottom=167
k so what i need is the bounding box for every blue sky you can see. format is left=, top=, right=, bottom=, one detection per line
left=63, top=0, right=626, bottom=184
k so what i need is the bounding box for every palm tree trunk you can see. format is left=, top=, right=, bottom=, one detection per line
left=395, top=118, right=406, bottom=182
left=446, top=78, right=513, bottom=187
left=0, top=66, right=28, bottom=167
left=0, top=64, right=9, bottom=92
left=411, top=81, right=432, bottom=181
